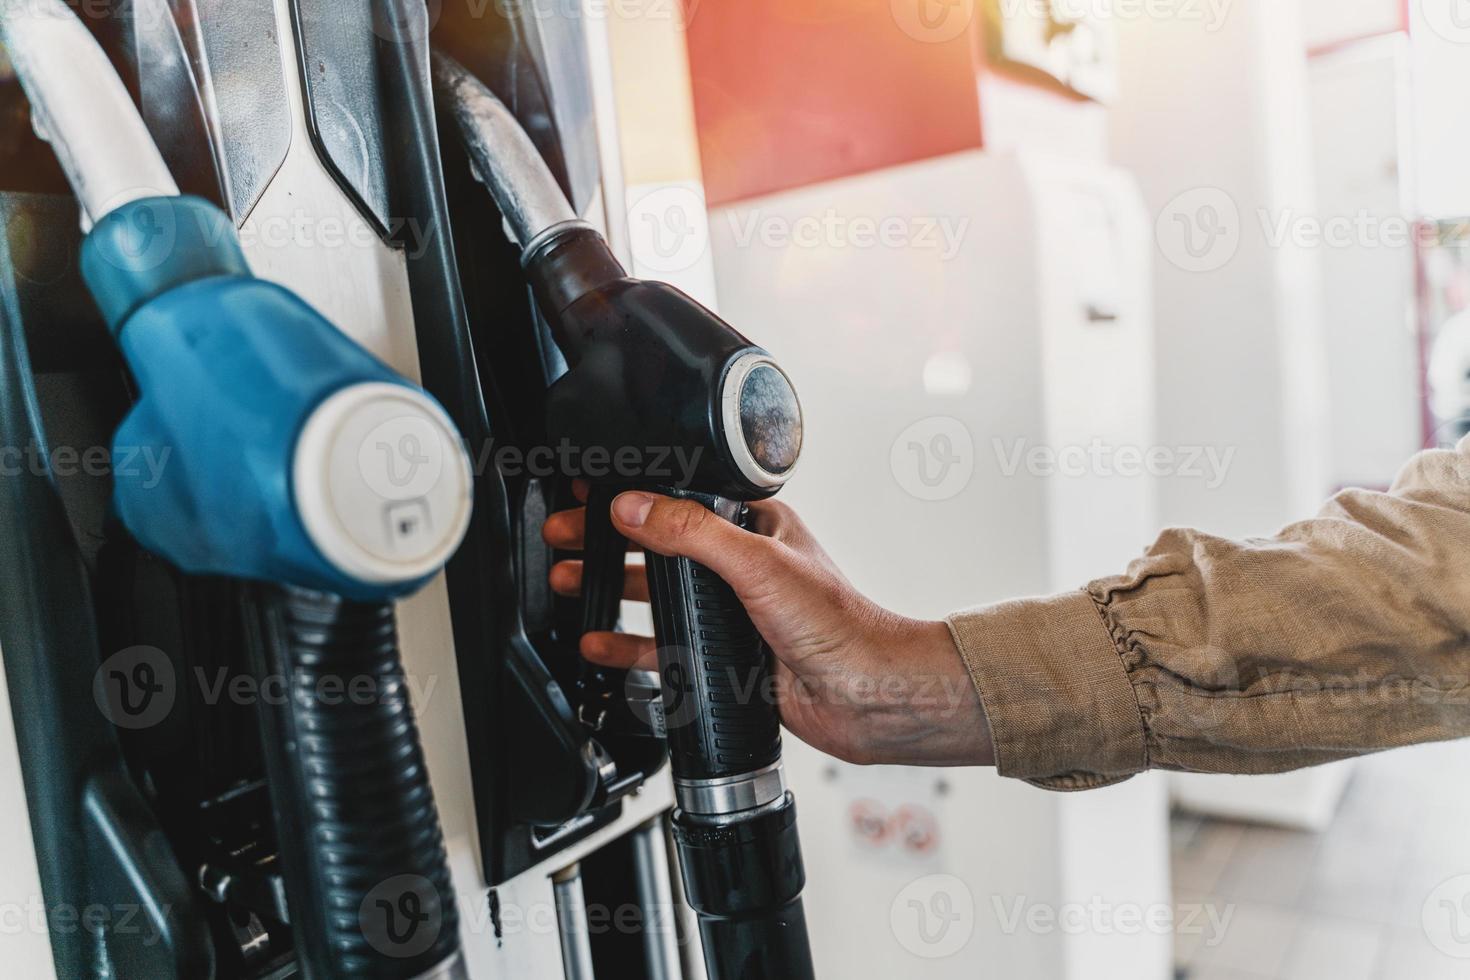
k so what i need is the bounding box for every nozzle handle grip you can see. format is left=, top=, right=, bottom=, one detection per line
left=643, top=491, right=782, bottom=782
left=581, top=485, right=631, bottom=637
left=575, top=485, right=632, bottom=728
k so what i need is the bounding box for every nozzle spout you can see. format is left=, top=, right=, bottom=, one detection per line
left=432, top=50, right=587, bottom=261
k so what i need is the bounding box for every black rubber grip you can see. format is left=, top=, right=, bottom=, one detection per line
left=643, top=491, right=782, bottom=782
left=247, top=587, right=460, bottom=978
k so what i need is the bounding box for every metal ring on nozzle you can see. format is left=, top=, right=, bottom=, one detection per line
left=721, top=351, right=804, bottom=491
left=676, top=761, right=789, bottom=820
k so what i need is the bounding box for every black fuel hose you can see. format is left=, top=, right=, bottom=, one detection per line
left=245, top=586, right=465, bottom=979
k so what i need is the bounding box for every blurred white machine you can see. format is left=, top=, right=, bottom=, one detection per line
left=1430, top=309, right=1470, bottom=445
left=709, top=150, right=1172, bottom=979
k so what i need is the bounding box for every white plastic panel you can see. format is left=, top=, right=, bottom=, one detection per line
left=0, top=649, right=60, bottom=979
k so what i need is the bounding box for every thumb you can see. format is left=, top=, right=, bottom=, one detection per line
left=610, top=491, right=783, bottom=592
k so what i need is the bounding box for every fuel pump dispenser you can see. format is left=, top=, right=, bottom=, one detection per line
left=435, top=56, right=815, bottom=980
left=1, top=3, right=472, bottom=977
left=0, top=0, right=816, bottom=976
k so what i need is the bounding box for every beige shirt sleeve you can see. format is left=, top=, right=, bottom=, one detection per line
left=947, top=436, right=1470, bottom=792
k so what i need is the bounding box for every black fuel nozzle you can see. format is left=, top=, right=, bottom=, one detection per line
left=529, top=227, right=815, bottom=980
left=528, top=226, right=803, bottom=502
left=434, top=51, right=815, bottom=979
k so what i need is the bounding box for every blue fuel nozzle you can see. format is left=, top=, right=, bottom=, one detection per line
left=81, top=196, right=473, bottom=600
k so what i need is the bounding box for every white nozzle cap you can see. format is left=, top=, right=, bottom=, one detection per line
left=293, top=382, right=473, bottom=587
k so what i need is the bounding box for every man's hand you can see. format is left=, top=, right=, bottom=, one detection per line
left=543, top=486, right=994, bottom=768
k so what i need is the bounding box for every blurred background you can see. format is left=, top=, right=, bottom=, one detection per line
left=594, top=1, right=1470, bottom=978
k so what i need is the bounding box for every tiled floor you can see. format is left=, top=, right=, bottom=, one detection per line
left=1171, top=739, right=1470, bottom=980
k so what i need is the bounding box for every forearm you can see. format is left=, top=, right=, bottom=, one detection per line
left=949, top=438, right=1470, bottom=791
left=847, top=616, right=995, bottom=768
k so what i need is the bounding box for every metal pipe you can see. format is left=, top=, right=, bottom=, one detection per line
left=0, top=0, right=178, bottom=224
left=631, top=819, right=684, bottom=980
left=430, top=50, right=586, bottom=261
left=552, top=863, right=597, bottom=980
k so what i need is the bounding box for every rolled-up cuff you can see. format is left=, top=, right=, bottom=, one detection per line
left=946, top=591, right=1147, bottom=792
